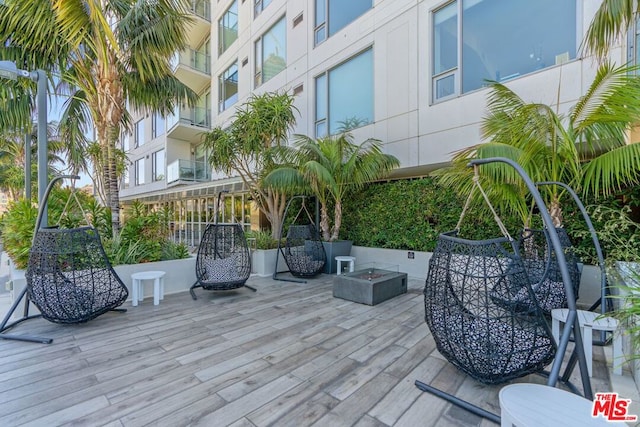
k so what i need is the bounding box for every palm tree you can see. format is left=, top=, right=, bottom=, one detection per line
left=0, top=0, right=197, bottom=232
left=584, top=0, right=640, bottom=60
left=265, top=133, right=400, bottom=242
left=438, top=62, right=640, bottom=227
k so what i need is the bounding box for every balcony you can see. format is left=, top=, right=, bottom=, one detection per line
left=185, top=0, right=211, bottom=47
left=171, top=49, right=211, bottom=93
left=166, top=159, right=211, bottom=185
left=167, top=106, right=211, bottom=142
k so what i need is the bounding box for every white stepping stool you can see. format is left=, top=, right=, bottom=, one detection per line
left=131, top=271, right=166, bottom=306
left=551, top=308, right=621, bottom=376
left=335, top=256, right=356, bottom=275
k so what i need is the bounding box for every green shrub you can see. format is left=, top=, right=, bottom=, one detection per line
left=246, top=229, right=281, bottom=249
left=341, top=177, right=640, bottom=262
left=341, top=177, right=524, bottom=252
left=1, top=199, right=38, bottom=269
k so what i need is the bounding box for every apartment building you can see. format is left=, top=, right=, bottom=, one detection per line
left=118, top=0, right=627, bottom=246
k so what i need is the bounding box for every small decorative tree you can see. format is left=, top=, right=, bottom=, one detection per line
left=203, top=92, right=298, bottom=239
left=264, top=133, right=400, bottom=242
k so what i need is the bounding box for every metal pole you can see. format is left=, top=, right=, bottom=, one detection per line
left=33, top=70, right=47, bottom=227
left=24, top=133, right=31, bottom=200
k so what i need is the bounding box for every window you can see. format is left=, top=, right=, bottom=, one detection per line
left=152, top=149, right=165, bottom=181
left=219, top=61, right=239, bottom=112
left=122, top=131, right=130, bottom=152
left=134, top=119, right=145, bottom=147
left=432, top=0, right=577, bottom=102
left=255, top=17, right=286, bottom=86
left=254, top=0, right=271, bottom=17
left=135, top=158, right=145, bottom=185
left=123, top=165, right=130, bottom=189
left=315, top=48, right=373, bottom=137
left=152, top=113, right=165, bottom=139
left=315, top=0, right=371, bottom=45
left=629, top=17, right=640, bottom=70
left=219, top=0, right=238, bottom=55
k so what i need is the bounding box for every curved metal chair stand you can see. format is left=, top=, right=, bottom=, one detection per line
left=415, top=158, right=592, bottom=423
left=190, top=190, right=254, bottom=300
left=0, top=175, right=128, bottom=344
left=273, top=195, right=327, bottom=283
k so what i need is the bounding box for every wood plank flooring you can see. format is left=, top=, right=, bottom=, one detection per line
left=0, top=274, right=613, bottom=426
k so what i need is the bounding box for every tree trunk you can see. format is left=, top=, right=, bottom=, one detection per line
left=549, top=198, right=563, bottom=228
left=320, top=202, right=331, bottom=242
left=330, top=201, right=342, bottom=242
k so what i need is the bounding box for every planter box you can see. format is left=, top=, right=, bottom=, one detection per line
left=6, top=256, right=196, bottom=318
left=251, top=248, right=287, bottom=277
left=322, top=240, right=353, bottom=274
left=612, top=262, right=640, bottom=386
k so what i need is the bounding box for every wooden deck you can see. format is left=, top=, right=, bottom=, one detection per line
left=0, top=274, right=614, bottom=426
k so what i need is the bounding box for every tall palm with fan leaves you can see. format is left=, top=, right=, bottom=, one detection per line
left=438, top=62, right=640, bottom=227
left=0, top=0, right=197, bottom=233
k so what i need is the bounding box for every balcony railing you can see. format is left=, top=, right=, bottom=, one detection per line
left=171, top=50, right=211, bottom=75
left=166, top=159, right=211, bottom=184
left=167, top=106, right=211, bottom=130
left=187, top=0, right=210, bottom=21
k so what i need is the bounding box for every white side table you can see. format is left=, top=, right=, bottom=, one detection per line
left=551, top=308, right=621, bottom=376
left=499, top=383, right=609, bottom=426
left=131, top=271, right=166, bottom=306
left=335, top=256, right=356, bottom=275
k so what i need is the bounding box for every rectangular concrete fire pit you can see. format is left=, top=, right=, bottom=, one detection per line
left=333, top=266, right=408, bottom=305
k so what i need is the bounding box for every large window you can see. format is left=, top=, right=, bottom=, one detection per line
left=315, top=0, right=371, bottom=45
left=135, top=158, right=145, bottom=185
left=629, top=17, right=640, bottom=69
left=122, top=131, right=130, bottom=152
left=254, top=0, right=271, bottom=17
left=219, top=61, right=239, bottom=112
left=432, top=0, right=577, bottom=102
left=315, top=48, right=373, bottom=137
left=152, top=149, right=165, bottom=182
left=255, top=17, right=286, bottom=86
left=219, top=0, right=238, bottom=55
left=152, top=113, right=165, bottom=139
left=134, top=119, right=145, bottom=147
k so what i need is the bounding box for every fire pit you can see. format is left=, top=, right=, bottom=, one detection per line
left=333, top=264, right=408, bottom=305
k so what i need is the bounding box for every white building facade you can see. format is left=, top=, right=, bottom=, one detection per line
left=118, top=0, right=628, bottom=246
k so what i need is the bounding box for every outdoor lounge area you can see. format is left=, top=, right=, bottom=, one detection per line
left=0, top=273, right=620, bottom=426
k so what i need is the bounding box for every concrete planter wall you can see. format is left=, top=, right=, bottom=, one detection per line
left=350, top=245, right=603, bottom=306
left=8, top=256, right=196, bottom=319
left=612, top=262, right=640, bottom=386
left=251, top=249, right=287, bottom=277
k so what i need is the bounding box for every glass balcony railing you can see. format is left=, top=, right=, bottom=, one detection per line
left=167, top=106, right=211, bottom=130
left=171, top=50, right=210, bottom=75
left=187, top=0, right=210, bottom=21
left=166, top=159, right=211, bottom=184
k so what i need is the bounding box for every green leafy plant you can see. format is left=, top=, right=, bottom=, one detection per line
left=246, top=229, right=281, bottom=249
left=265, top=133, right=400, bottom=242
left=1, top=198, right=38, bottom=269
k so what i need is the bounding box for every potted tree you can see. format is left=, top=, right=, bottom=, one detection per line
left=265, top=133, right=399, bottom=273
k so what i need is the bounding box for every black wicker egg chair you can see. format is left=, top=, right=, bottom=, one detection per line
left=0, top=175, right=128, bottom=344
left=273, top=196, right=326, bottom=283
left=489, top=225, right=582, bottom=314
left=189, top=191, right=254, bottom=299
left=415, top=159, right=593, bottom=424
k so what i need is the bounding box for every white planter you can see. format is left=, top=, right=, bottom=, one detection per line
left=612, top=262, right=640, bottom=386
left=6, top=257, right=197, bottom=316
left=251, top=249, right=287, bottom=277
